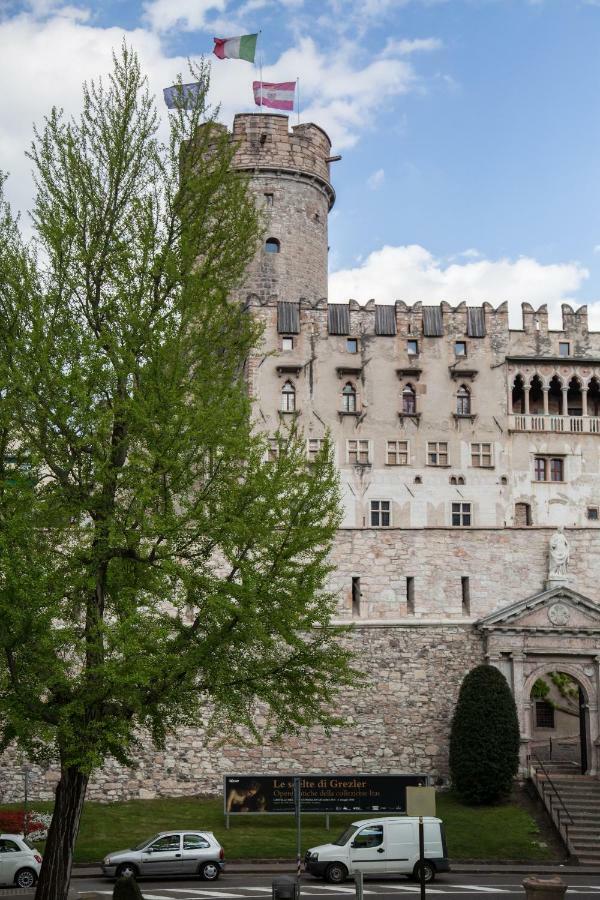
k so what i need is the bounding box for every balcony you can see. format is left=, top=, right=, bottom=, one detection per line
left=509, top=413, right=600, bottom=434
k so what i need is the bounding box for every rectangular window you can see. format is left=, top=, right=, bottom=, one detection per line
left=370, top=500, right=391, bottom=527
left=281, top=335, right=294, bottom=351
left=346, top=338, right=358, bottom=353
left=587, top=506, right=599, bottom=521
left=455, top=341, right=467, bottom=356
left=427, top=441, right=449, bottom=466
left=406, top=576, right=415, bottom=614
left=264, top=192, right=274, bottom=207
left=386, top=440, right=409, bottom=466
left=534, top=456, right=564, bottom=482
left=352, top=577, right=361, bottom=616
left=267, top=437, right=280, bottom=461
left=515, top=502, right=532, bottom=526
left=452, top=502, right=472, bottom=527
left=347, top=439, right=371, bottom=465
left=471, top=442, right=493, bottom=468
left=536, top=700, right=555, bottom=729
left=307, top=438, right=325, bottom=462
left=461, top=576, right=471, bottom=615
left=559, top=341, right=570, bottom=357
left=407, top=339, right=419, bottom=356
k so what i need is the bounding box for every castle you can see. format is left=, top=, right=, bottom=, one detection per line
left=3, top=112, right=600, bottom=803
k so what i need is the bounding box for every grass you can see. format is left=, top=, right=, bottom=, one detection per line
left=1, top=792, right=553, bottom=864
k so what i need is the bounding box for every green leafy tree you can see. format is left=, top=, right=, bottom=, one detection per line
left=449, top=664, right=520, bottom=805
left=0, top=47, right=355, bottom=900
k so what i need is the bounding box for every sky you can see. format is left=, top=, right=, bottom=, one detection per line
left=1, top=0, right=600, bottom=329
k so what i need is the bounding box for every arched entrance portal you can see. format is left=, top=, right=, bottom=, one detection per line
left=478, top=581, right=600, bottom=777
left=529, top=670, right=588, bottom=774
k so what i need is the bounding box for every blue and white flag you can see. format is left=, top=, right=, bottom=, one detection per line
left=163, top=81, right=202, bottom=109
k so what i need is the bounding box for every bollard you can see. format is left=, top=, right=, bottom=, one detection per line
left=272, top=875, right=300, bottom=900
left=354, top=870, right=364, bottom=900
left=522, top=876, right=568, bottom=900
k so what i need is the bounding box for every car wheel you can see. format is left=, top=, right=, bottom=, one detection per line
left=325, top=862, right=348, bottom=884
left=199, top=861, right=220, bottom=881
left=15, top=868, right=37, bottom=889
left=413, top=861, right=436, bottom=883
left=116, top=863, right=139, bottom=879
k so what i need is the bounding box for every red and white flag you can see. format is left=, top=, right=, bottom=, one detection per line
left=253, top=81, right=295, bottom=111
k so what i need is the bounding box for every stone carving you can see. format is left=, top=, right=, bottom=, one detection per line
left=548, top=602, right=570, bottom=626
left=549, top=527, right=570, bottom=578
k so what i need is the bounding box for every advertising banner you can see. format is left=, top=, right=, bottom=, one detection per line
left=224, top=774, right=428, bottom=814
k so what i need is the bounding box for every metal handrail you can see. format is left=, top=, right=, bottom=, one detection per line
left=529, top=750, right=574, bottom=851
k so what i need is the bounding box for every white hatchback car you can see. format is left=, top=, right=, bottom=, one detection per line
left=0, top=834, right=43, bottom=888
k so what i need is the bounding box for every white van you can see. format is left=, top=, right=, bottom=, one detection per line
left=304, top=816, right=449, bottom=884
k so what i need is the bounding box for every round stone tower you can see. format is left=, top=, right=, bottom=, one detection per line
left=229, top=113, right=336, bottom=302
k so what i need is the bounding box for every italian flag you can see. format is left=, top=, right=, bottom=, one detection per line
left=213, top=34, right=258, bottom=63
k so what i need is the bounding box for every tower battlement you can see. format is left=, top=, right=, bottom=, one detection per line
left=230, top=113, right=335, bottom=205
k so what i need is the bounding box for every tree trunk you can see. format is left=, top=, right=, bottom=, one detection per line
left=35, top=765, right=89, bottom=900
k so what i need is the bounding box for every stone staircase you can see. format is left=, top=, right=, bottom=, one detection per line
left=531, top=766, right=600, bottom=865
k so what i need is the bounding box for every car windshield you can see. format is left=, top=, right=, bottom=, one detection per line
left=131, top=834, right=160, bottom=851
left=333, top=825, right=358, bottom=846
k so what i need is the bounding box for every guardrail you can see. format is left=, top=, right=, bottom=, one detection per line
left=509, top=413, right=600, bottom=434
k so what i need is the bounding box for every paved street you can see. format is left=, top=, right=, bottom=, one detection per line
left=2, top=871, right=600, bottom=900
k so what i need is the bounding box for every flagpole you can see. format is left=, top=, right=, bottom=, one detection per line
left=297, top=77, right=300, bottom=125
left=258, top=30, right=263, bottom=109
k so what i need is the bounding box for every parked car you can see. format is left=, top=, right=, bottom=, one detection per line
left=0, top=834, right=43, bottom=888
left=102, top=831, right=224, bottom=881
left=304, top=816, right=449, bottom=884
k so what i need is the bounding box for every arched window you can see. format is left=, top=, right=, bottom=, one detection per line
left=342, top=382, right=357, bottom=413
left=265, top=237, right=280, bottom=253
left=450, top=476, right=457, bottom=485
left=402, top=383, right=416, bottom=415
left=281, top=380, right=296, bottom=412
left=456, top=385, right=471, bottom=416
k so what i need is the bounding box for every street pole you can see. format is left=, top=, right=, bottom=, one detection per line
left=294, top=776, right=302, bottom=880
left=419, top=816, right=426, bottom=900
left=23, top=767, right=30, bottom=837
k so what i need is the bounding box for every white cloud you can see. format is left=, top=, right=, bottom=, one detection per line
left=367, top=168, right=385, bottom=190
left=329, top=243, right=591, bottom=327
left=0, top=3, right=443, bottom=219
left=0, top=8, right=192, bottom=219
left=382, top=37, right=443, bottom=56
left=143, top=0, right=227, bottom=33
left=263, top=37, right=421, bottom=148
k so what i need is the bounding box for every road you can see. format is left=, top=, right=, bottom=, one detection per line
left=2, top=872, right=600, bottom=900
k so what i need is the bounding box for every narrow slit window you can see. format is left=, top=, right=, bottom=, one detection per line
left=406, top=576, right=415, bottom=614
left=461, top=576, right=470, bottom=615
left=352, top=577, right=361, bottom=616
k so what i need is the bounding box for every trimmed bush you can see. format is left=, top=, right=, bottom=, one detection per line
left=449, top=664, right=520, bottom=805
left=113, top=877, right=143, bottom=900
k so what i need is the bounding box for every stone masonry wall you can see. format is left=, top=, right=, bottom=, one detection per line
left=0, top=625, right=483, bottom=803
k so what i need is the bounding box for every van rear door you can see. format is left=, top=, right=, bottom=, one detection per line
left=385, top=821, right=416, bottom=874
left=348, top=824, right=386, bottom=875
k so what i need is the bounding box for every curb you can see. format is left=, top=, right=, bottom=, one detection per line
left=70, top=861, right=600, bottom=879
